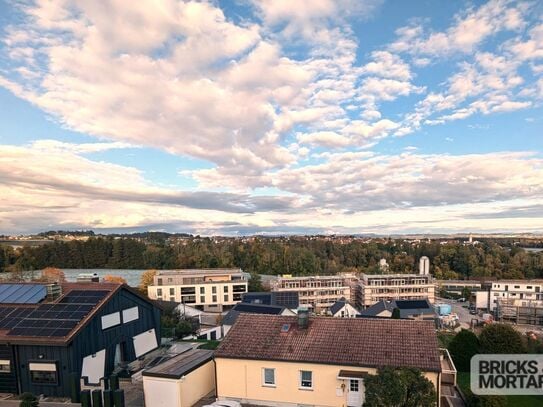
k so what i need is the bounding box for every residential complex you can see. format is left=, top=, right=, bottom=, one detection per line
left=359, top=273, right=436, bottom=308
left=214, top=313, right=455, bottom=407
left=147, top=268, right=248, bottom=312
left=269, top=275, right=350, bottom=313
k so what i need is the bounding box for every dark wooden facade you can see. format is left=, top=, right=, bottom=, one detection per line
left=0, top=287, right=161, bottom=397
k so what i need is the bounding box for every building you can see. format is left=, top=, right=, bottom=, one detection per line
left=472, top=279, right=543, bottom=312
left=147, top=269, right=248, bottom=312
left=437, top=280, right=482, bottom=295
left=222, top=303, right=296, bottom=336
left=0, top=282, right=161, bottom=397
left=142, top=349, right=215, bottom=407
left=358, top=299, right=436, bottom=321
left=495, top=298, right=543, bottom=325
left=419, top=256, right=430, bottom=275
left=270, top=275, right=350, bottom=313
left=329, top=297, right=360, bottom=318
left=359, top=273, right=436, bottom=308
left=215, top=313, right=451, bottom=407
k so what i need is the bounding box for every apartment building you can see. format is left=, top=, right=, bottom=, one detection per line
left=360, top=273, right=436, bottom=308
left=270, top=275, right=350, bottom=313
left=475, top=280, right=543, bottom=313
left=147, top=269, right=248, bottom=312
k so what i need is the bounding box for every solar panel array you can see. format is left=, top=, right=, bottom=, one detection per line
left=0, top=290, right=109, bottom=338
left=0, top=284, right=47, bottom=304
left=395, top=300, right=431, bottom=310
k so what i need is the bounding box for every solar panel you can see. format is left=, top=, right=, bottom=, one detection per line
left=395, top=300, right=430, bottom=309
left=0, top=284, right=47, bottom=304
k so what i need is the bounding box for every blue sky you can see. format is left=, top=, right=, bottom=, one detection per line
left=0, top=0, right=542, bottom=235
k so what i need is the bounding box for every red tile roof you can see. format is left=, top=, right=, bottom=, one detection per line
left=215, top=314, right=441, bottom=372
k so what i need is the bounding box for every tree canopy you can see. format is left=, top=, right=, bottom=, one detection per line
left=479, top=324, right=526, bottom=354
left=448, top=329, right=480, bottom=372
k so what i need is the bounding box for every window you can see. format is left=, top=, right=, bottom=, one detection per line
left=212, top=295, right=217, bottom=302
left=200, top=295, right=205, bottom=303
left=224, top=294, right=228, bottom=302
left=212, top=286, right=217, bottom=294
left=29, top=363, right=58, bottom=385
left=157, top=288, right=162, bottom=297
left=169, top=288, right=175, bottom=296
left=300, top=370, right=312, bottom=389
left=224, top=285, right=229, bottom=292
left=350, top=379, right=359, bottom=392
left=200, top=287, right=205, bottom=294
left=262, top=368, right=275, bottom=386
left=0, top=360, right=10, bottom=373
left=101, top=312, right=121, bottom=330
left=157, top=278, right=162, bottom=286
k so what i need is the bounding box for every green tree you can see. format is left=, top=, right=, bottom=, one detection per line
left=479, top=324, right=526, bottom=354
left=448, top=329, right=479, bottom=372
left=248, top=272, right=264, bottom=292
left=19, top=392, right=39, bottom=407
left=461, top=286, right=472, bottom=300
left=364, top=367, right=436, bottom=407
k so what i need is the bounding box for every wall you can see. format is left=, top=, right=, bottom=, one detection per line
left=0, top=344, right=17, bottom=393
left=216, top=358, right=439, bottom=407
left=180, top=360, right=215, bottom=407
left=143, top=376, right=181, bottom=407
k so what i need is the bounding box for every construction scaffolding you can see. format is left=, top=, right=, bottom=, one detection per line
left=495, top=298, right=543, bottom=325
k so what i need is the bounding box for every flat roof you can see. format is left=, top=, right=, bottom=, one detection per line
left=156, top=268, right=243, bottom=276
left=142, top=349, right=213, bottom=379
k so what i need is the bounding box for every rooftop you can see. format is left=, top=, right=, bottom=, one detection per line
left=216, top=314, right=441, bottom=372
left=359, top=299, right=436, bottom=319
left=142, top=349, right=213, bottom=379
left=222, top=302, right=288, bottom=326
left=156, top=268, right=243, bottom=276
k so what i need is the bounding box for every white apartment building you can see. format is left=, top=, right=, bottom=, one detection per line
left=270, top=275, right=350, bottom=313
left=147, top=268, right=248, bottom=312
left=360, top=273, right=436, bottom=308
left=484, top=280, right=543, bottom=311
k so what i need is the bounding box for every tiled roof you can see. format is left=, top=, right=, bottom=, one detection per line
left=216, top=314, right=441, bottom=372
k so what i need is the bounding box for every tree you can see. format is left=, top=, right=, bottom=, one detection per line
left=248, top=272, right=264, bottom=292
left=19, top=392, right=39, bottom=407
left=479, top=324, right=526, bottom=354
left=103, top=275, right=127, bottom=284
left=391, top=308, right=401, bottom=319
left=461, top=286, right=472, bottom=300
left=139, top=269, right=157, bottom=294
left=448, top=329, right=479, bottom=372
left=364, top=367, right=436, bottom=407
left=40, top=267, right=66, bottom=283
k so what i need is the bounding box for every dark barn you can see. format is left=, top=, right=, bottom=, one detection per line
left=0, top=282, right=161, bottom=397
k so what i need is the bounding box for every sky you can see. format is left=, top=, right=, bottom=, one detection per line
left=0, top=0, right=542, bottom=236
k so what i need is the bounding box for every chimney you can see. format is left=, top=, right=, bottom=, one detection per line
left=298, top=308, right=309, bottom=329
left=46, top=283, right=62, bottom=301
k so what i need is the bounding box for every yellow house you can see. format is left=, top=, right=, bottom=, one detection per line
left=215, top=313, right=445, bottom=407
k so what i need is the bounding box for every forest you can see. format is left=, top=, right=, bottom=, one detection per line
left=1, top=236, right=543, bottom=280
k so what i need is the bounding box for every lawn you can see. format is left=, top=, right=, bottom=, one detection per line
left=457, top=372, right=543, bottom=407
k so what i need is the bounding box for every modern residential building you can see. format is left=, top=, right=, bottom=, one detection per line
left=269, top=275, right=350, bottom=313
left=495, top=298, right=543, bottom=325
left=147, top=268, right=248, bottom=312
left=359, top=273, right=436, bottom=308
left=473, top=279, right=543, bottom=313
left=214, top=313, right=453, bottom=407
left=358, top=299, right=436, bottom=321
left=0, top=282, right=161, bottom=397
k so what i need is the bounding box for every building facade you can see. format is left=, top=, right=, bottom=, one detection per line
left=215, top=313, right=447, bottom=407
left=472, top=280, right=543, bottom=313
left=269, top=275, right=350, bottom=313
left=360, top=274, right=436, bottom=308
left=147, top=269, right=248, bottom=312
left=0, top=282, right=161, bottom=397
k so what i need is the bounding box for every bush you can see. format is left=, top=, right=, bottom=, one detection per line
left=19, top=392, right=39, bottom=407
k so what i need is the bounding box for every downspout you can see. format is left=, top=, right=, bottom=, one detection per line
left=12, top=345, right=21, bottom=394
left=213, top=358, right=218, bottom=400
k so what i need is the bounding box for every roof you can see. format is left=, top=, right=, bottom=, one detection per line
left=222, top=303, right=287, bottom=326
left=216, top=314, right=441, bottom=372
left=155, top=268, right=243, bottom=276
left=242, top=291, right=299, bottom=308
left=0, top=283, right=47, bottom=304
left=359, top=299, right=436, bottom=319
left=0, top=282, right=149, bottom=346
left=142, top=349, right=213, bottom=379
left=329, top=297, right=354, bottom=315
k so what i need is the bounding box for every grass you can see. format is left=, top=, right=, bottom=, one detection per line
left=457, top=372, right=543, bottom=407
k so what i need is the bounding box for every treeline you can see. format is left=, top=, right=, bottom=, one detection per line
left=1, top=237, right=543, bottom=279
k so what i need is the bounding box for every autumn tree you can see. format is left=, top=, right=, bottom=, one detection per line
left=139, top=269, right=157, bottom=294
left=103, top=275, right=127, bottom=284
left=40, top=267, right=66, bottom=283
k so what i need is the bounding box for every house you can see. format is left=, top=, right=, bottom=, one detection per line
left=142, top=349, right=215, bottom=407
left=329, top=297, right=359, bottom=318
left=222, top=303, right=296, bottom=336
left=359, top=273, right=436, bottom=308
left=215, top=313, right=447, bottom=407
left=358, top=299, right=437, bottom=320
left=147, top=269, right=248, bottom=312
left=0, top=282, right=161, bottom=397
